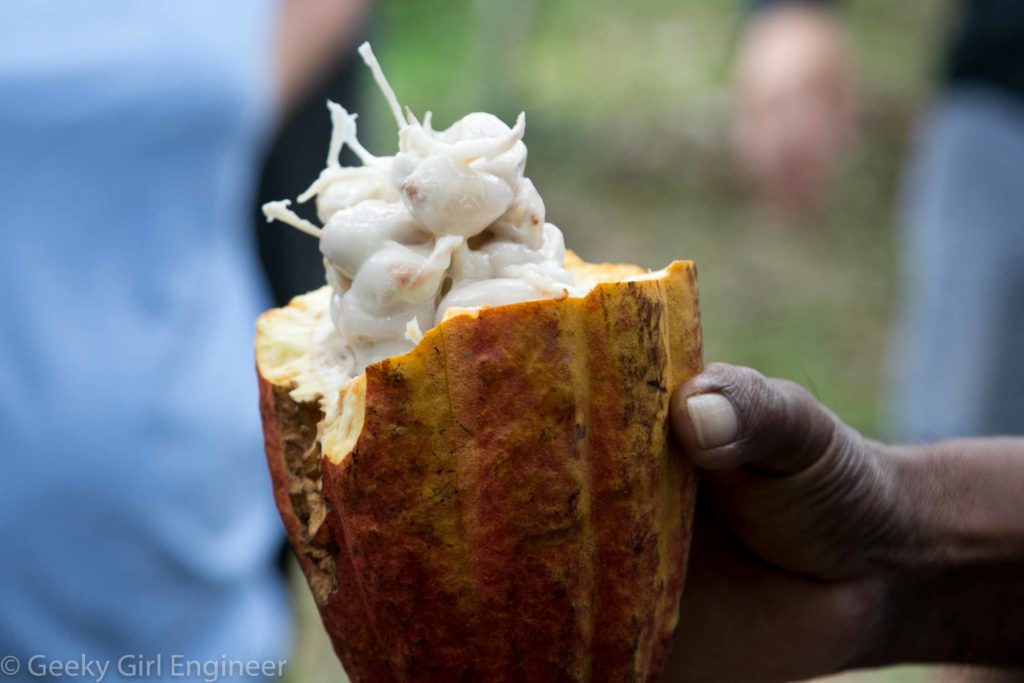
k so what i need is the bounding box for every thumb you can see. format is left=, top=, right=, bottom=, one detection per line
left=670, top=362, right=842, bottom=474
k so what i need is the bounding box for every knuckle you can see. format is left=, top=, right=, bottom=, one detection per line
left=728, top=366, right=774, bottom=414
left=772, top=377, right=818, bottom=417
left=707, top=362, right=766, bottom=396
left=699, top=361, right=736, bottom=387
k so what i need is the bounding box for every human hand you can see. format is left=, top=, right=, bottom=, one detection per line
left=662, top=363, right=899, bottom=682
left=661, top=363, right=1024, bottom=681
left=734, top=4, right=859, bottom=223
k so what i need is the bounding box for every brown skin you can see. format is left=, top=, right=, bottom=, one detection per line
left=664, top=363, right=1024, bottom=682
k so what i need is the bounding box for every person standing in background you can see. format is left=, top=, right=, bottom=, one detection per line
left=734, top=1, right=1024, bottom=681
left=257, top=6, right=373, bottom=307
left=736, top=1, right=1024, bottom=440
left=0, top=1, right=367, bottom=679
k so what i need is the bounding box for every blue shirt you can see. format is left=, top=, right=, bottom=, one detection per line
left=0, top=1, right=290, bottom=678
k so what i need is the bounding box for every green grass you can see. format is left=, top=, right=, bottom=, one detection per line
left=286, top=1, right=952, bottom=680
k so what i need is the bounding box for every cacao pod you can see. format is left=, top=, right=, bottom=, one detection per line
left=256, top=253, right=702, bottom=682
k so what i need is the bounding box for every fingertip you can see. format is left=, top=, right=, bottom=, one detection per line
left=676, top=362, right=841, bottom=475
left=671, top=387, right=743, bottom=470
left=686, top=393, right=739, bottom=450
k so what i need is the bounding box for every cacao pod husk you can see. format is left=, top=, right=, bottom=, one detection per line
left=256, top=255, right=702, bottom=682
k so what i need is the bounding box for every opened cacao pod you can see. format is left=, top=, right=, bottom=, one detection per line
left=256, top=253, right=702, bottom=682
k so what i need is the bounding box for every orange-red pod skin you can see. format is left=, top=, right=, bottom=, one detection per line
left=257, top=259, right=702, bottom=682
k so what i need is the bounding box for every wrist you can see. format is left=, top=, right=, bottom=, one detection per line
left=840, top=442, right=915, bottom=669
left=859, top=440, right=1024, bottom=667
left=890, top=439, right=1024, bottom=569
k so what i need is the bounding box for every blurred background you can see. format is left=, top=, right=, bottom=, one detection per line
left=0, top=0, right=996, bottom=681
left=365, top=0, right=943, bottom=436
left=278, top=1, right=946, bottom=682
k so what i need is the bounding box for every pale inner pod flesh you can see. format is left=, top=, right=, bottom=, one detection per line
left=262, top=42, right=587, bottom=376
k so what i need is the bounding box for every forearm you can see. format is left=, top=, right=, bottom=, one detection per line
left=898, top=439, right=1024, bottom=568
left=870, top=439, right=1024, bottom=667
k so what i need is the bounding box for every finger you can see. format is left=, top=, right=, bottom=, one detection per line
left=664, top=512, right=883, bottom=683
left=670, top=362, right=841, bottom=474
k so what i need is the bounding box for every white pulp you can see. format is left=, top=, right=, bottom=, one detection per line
left=262, top=42, right=581, bottom=374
